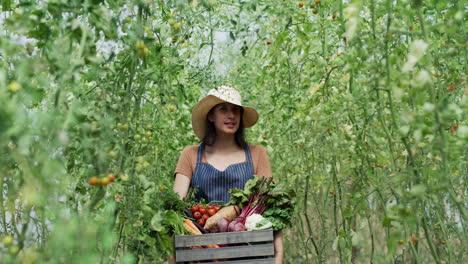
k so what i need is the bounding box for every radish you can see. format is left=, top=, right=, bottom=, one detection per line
left=227, top=218, right=246, bottom=232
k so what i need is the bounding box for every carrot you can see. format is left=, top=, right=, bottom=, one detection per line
left=203, top=244, right=220, bottom=248
left=183, top=219, right=220, bottom=248
left=184, top=219, right=202, bottom=235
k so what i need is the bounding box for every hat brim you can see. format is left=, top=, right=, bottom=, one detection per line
left=192, top=95, right=259, bottom=139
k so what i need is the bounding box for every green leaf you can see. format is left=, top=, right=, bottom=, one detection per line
left=410, top=184, right=427, bottom=198
left=150, top=211, right=164, bottom=231
left=2, top=0, right=13, bottom=11
left=382, top=215, right=399, bottom=228
left=165, top=210, right=179, bottom=225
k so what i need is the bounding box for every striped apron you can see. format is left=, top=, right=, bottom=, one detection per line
left=191, top=144, right=254, bottom=204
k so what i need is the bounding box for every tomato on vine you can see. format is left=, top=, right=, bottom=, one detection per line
left=448, top=83, right=455, bottom=91
left=107, top=173, right=116, bottom=182
left=2, top=235, right=14, bottom=247
left=88, top=176, right=100, bottom=186
left=101, top=177, right=110, bottom=186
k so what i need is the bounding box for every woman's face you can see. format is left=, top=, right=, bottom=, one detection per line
left=208, top=103, right=242, bottom=136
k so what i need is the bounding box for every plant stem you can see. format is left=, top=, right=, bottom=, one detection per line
left=366, top=210, right=375, bottom=264
left=422, top=214, right=441, bottom=263
left=303, top=157, right=321, bottom=259
left=332, top=155, right=344, bottom=264
left=0, top=175, right=8, bottom=233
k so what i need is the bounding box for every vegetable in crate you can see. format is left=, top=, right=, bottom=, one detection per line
left=204, top=205, right=240, bottom=230
left=216, top=217, right=230, bottom=233
left=189, top=203, right=220, bottom=228
left=245, top=214, right=273, bottom=231
left=227, top=176, right=296, bottom=231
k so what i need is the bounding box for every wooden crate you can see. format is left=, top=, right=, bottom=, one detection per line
left=175, top=229, right=274, bottom=264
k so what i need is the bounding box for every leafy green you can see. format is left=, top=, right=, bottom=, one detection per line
left=255, top=218, right=273, bottom=230
left=227, top=176, right=296, bottom=231
left=263, top=207, right=295, bottom=231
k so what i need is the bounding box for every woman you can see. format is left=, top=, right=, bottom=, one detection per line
left=172, top=85, right=283, bottom=264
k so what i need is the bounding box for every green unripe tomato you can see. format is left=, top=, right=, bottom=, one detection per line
left=9, top=245, right=19, bottom=255
left=3, top=235, right=14, bottom=247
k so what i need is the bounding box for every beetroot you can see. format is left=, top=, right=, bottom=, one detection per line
left=227, top=217, right=246, bottom=232
left=217, top=217, right=230, bottom=233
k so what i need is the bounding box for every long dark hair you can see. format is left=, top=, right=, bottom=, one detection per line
left=201, top=106, right=248, bottom=149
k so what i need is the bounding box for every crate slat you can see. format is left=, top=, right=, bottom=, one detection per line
left=175, top=243, right=274, bottom=262
left=175, top=229, right=273, bottom=247
left=197, top=257, right=275, bottom=264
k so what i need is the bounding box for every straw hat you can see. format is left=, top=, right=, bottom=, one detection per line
left=192, top=85, right=259, bottom=139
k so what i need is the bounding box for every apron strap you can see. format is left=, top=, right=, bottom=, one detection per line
left=245, top=146, right=253, bottom=163
left=196, top=144, right=204, bottom=163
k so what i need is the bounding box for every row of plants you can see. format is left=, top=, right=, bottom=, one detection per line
left=1, top=0, right=466, bottom=263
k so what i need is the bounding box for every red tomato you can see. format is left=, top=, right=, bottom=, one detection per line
left=191, top=205, right=199, bottom=213
left=199, top=208, right=207, bottom=215
left=206, top=204, right=214, bottom=209
left=107, top=173, right=116, bottom=182
left=214, top=205, right=220, bottom=211
left=207, top=208, right=216, bottom=216
left=197, top=218, right=205, bottom=226
left=202, top=214, right=210, bottom=221
left=193, top=212, right=202, bottom=219
left=197, top=204, right=204, bottom=209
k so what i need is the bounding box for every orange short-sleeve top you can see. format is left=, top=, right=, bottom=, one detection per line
left=174, top=145, right=272, bottom=180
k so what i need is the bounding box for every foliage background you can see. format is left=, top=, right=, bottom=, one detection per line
left=0, top=0, right=466, bottom=263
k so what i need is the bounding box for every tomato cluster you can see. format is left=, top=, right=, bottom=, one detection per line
left=88, top=173, right=116, bottom=187
left=191, top=204, right=220, bottom=227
